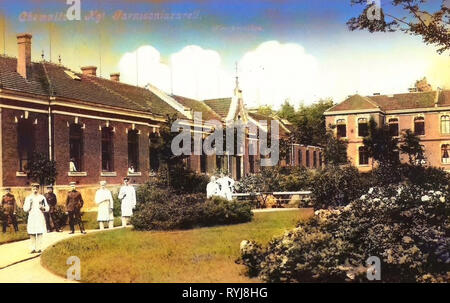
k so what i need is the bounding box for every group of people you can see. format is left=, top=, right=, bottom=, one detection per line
left=206, top=174, right=235, bottom=201
left=1, top=177, right=137, bottom=253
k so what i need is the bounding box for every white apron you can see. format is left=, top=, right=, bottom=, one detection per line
left=23, top=194, right=49, bottom=235
left=95, top=188, right=114, bottom=221
left=118, top=185, right=136, bottom=217
left=206, top=181, right=220, bottom=199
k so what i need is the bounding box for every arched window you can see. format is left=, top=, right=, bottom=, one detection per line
left=101, top=127, right=114, bottom=172
left=336, top=119, right=346, bottom=138
left=359, top=146, right=369, bottom=165
left=17, top=118, right=35, bottom=172
left=313, top=151, right=317, bottom=168
left=69, top=124, right=83, bottom=172
left=200, top=154, right=207, bottom=173
left=298, top=150, right=303, bottom=167
left=441, top=116, right=450, bottom=134
left=442, top=144, right=450, bottom=164
left=414, top=116, right=425, bottom=136
left=306, top=150, right=310, bottom=168
left=249, top=155, right=255, bottom=173
left=128, top=129, right=139, bottom=172
left=358, top=118, right=369, bottom=137
left=388, top=118, right=399, bottom=137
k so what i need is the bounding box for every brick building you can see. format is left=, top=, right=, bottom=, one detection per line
left=324, top=88, right=450, bottom=172
left=0, top=33, right=322, bottom=209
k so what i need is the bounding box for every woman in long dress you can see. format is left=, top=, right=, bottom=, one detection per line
left=23, top=183, right=49, bottom=253
left=95, top=181, right=114, bottom=230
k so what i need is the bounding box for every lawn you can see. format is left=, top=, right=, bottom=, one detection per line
left=41, top=209, right=313, bottom=283
left=0, top=212, right=122, bottom=245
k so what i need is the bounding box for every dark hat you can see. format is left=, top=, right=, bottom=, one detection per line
left=46, top=185, right=54, bottom=189
left=4, top=187, right=11, bottom=191
left=31, top=183, right=40, bottom=188
left=123, top=177, right=130, bottom=181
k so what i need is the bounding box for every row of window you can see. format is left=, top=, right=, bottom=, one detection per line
left=335, top=115, right=449, bottom=138
left=298, top=149, right=322, bottom=168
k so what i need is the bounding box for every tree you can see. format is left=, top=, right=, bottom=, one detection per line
left=400, top=129, right=425, bottom=165
left=323, top=130, right=349, bottom=166
left=290, top=99, right=334, bottom=146
left=347, top=0, right=450, bottom=54
left=256, top=105, right=275, bottom=117
left=25, top=152, right=57, bottom=191
left=278, top=100, right=296, bottom=121
left=363, top=118, right=400, bottom=166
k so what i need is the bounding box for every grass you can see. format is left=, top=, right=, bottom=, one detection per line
left=41, top=209, right=313, bottom=283
left=0, top=212, right=122, bottom=245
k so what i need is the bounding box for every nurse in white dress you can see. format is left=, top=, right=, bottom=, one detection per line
left=95, top=181, right=114, bottom=230
left=23, top=183, right=49, bottom=253
left=118, top=177, right=136, bottom=227
left=218, top=174, right=235, bottom=201
left=206, top=176, right=220, bottom=199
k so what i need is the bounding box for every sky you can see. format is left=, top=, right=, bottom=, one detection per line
left=0, top=0, right=448, bottom=109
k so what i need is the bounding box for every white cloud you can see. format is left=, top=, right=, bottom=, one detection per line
left=239, top=41, right=320, bottom=109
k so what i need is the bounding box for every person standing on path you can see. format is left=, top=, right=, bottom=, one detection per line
left=1, top=187, right=19, bottom=233
left=118, top=177, right=136, bottom=227
left=23, top=183, right=49, bottom=253
left=66, top=182, right=86, bottom=234
left=95, top=181, right=114, bottom=230
left=44, top=185, right=62, bottom=232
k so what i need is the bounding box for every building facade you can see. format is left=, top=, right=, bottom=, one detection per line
left=324, top=89, right=450, bottom=172
left=1, top=33, right=322, bottom=209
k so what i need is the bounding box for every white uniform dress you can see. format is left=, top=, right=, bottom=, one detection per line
left=206, top=181, right=220, bottom=199
left=118, top=185, right=136, bottom=217
left=218, top=176, right=235, bottom=201
left=95, top=188, right=114, bottom=222
left=23, top=194, right=49, bottom=235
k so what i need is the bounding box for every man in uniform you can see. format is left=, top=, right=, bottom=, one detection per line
left=2, top=187, right=19, bottom=233
left=66, top=182, right=86, bottom=234
left=44, top=185, right=61, bottom=232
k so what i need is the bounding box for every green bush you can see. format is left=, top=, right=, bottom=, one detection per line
left=310, top=165, right=367, bottom=209
left=239, top=184, right=450, bottom=282
left=131, top=185, right=253, bottom=231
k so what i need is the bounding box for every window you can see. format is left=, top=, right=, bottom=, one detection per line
left=319, top=152, right=323, bottom=167
left=442, top=144, right=450, bottom=164
left=249, top=155, right=255, bottom=173
left=298, top=150, right=303, bottom=166
left=359, top=146, right=369, bottom=165
left=216, top=155, right=223, bottom=171
left=149, top=134, right=160, bottom=171
left=306, top=150, right=310, bottom=168
left=286, top=145, right=291, bottom=165
left=441, top=116, right=450, bottom=134
left=128, top=129, right=139, bottom=172
left=17, top=118, right=34, bottom=172
left=358, top=118, right=369, bottom=137
left=388, top=118, right=399, bottom=137
left=336, top=119, right=346, bottom=138
left=414, top=117, right=425, bottom=136
left=200, top=154, right=207, bottom=173
left=69, top=124, right=83, bottom=171
left=101, top=127, right=114, bottom=172
left=313, top=151, right=317, bottom=168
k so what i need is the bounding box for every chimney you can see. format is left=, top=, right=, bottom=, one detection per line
left=81, top=66, right=97, bottom=76
left=110, top=72, right=120, bottom=82
left=17, top=33, right=32, bottom=79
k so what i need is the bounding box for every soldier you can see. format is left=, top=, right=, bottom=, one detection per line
left=23, top=183, right=49, bottom=253
left=44, top=185, right=61, bottom=232
left=1, top=187, right=19, bottom=233
left=66, top=182, right=86, bottom=234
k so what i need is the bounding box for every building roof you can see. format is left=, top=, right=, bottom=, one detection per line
left=203, top=98, right=232, bottom=118
left=171, top=95, right=222, bottom=121
left=326, top=90, right=450, bottom=114
left=0, top=55, right=186, bottom=118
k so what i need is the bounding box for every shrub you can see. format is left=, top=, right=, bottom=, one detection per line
left=239, top=184, right=450, bottom=282
left=310, top=165, right=367, bottom=209
left=131, top=186, right=253, bottom=231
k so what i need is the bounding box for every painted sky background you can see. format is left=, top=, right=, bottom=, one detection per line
left=0, top=0, right=448, bottom=109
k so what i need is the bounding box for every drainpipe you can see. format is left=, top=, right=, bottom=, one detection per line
left=48, top=97, right=55, bottom=161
